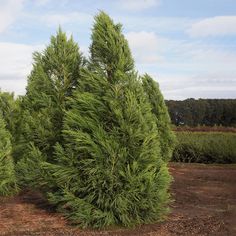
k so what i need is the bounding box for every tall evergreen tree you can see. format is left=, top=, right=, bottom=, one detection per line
left=142, top=74, right=175, bottom=161
left=43, top=12, right=172, bottom=228
left=16, top=28, right=83, bottom=158
left=15, top=28, right=83, bottom=186
left=0, top=114, right=17, bottom=196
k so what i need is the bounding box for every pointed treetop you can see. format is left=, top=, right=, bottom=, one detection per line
left=90, top=11, right=134, bottom=78
left=28, top=27, right=83, bottom=106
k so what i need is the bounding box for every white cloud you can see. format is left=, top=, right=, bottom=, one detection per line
left=115, top=15, right=192, bottom=33
left=125, top=30, right=236, bottom=99
left=0, top=42, right=43, bottom=95
left=152, top=73, right=236, bottom=100
left=0, top=0, right=25, bottom=33
left=40, top=12, right=92, bottom=27
left=126, top=31, right=167, bottom=64
left=190, top=48, right=236, bottom=69
left=126, top=31, right=158, bottom=49
left=118, top=0, right=161, bottom=11
left=158, top=73, right=236, bottom=91
left=0, top=79, right=27, bottom=96
left=187, top=16, right=236, bottom=37
left=164, top=85, right=236, bottom=100
left=34, top=0, right=51, bottom=6
left=126, top=30, right=236, bottom=70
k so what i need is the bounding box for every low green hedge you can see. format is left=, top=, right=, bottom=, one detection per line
left=172, top=132, right=236, bottom=164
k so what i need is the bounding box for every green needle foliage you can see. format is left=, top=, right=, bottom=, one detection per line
left=15, top=28, right=83, bottom=187
left=0, top=114, right=17, bottom=196
left=43, top=12, right=172, bottom=228
left=0, top=91, right=20, bottom=143
left=142, top=74, right=175, bottom=161
left=90, top=12, right=134, bottom=77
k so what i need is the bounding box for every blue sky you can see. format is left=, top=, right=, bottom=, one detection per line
left=0, top=0, right=236, bottom=100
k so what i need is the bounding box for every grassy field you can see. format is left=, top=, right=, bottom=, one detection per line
left=173, top=132, right=236, bottom=164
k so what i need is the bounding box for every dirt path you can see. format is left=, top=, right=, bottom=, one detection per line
left=1, top=163, right=236, bottom=236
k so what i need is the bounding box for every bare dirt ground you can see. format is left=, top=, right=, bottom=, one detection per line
left=0, top=163, right=236, bottom=236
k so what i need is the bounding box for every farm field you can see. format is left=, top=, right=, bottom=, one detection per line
left=1, top=163, right=235, bottom=236
left=173, top=132, right=236, bottom=163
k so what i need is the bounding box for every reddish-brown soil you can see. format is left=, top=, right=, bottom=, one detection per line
left=1, top=163, right=236, bottom=236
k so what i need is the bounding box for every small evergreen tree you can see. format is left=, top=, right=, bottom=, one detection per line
left=0, top=114, right=17, bottom=196
left=142, top=74, right=175, bottom=161
left=43, top=12, right=172, bottom=228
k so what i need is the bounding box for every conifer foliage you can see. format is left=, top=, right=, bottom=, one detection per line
left=17, top=28, right=83, bottom=157
left=15, top=29, right=83, bottom=186
left=142, top=74, right=175, bottom=161
left=0, top=91, right=19, bottom=139
left=90, top=13, right=134, bottom=76
left=43, top=12, right=172, bottom=228
left=0, top=114, right=17, bottom=196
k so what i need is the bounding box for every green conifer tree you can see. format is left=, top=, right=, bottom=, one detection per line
left=15, top=28, right=83, bottom=187
left=0, top=114, right=17, bottom=196
left=43, top=12, right=172, bottom=228
left=142, top=74, right=175, bottom=161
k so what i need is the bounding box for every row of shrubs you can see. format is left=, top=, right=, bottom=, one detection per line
left=173, top=125, right=236, bottom=133
left=173, top=132, right=236, bottom=164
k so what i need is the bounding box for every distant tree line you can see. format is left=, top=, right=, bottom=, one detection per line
left=166, top=99, right=236, bottom=127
